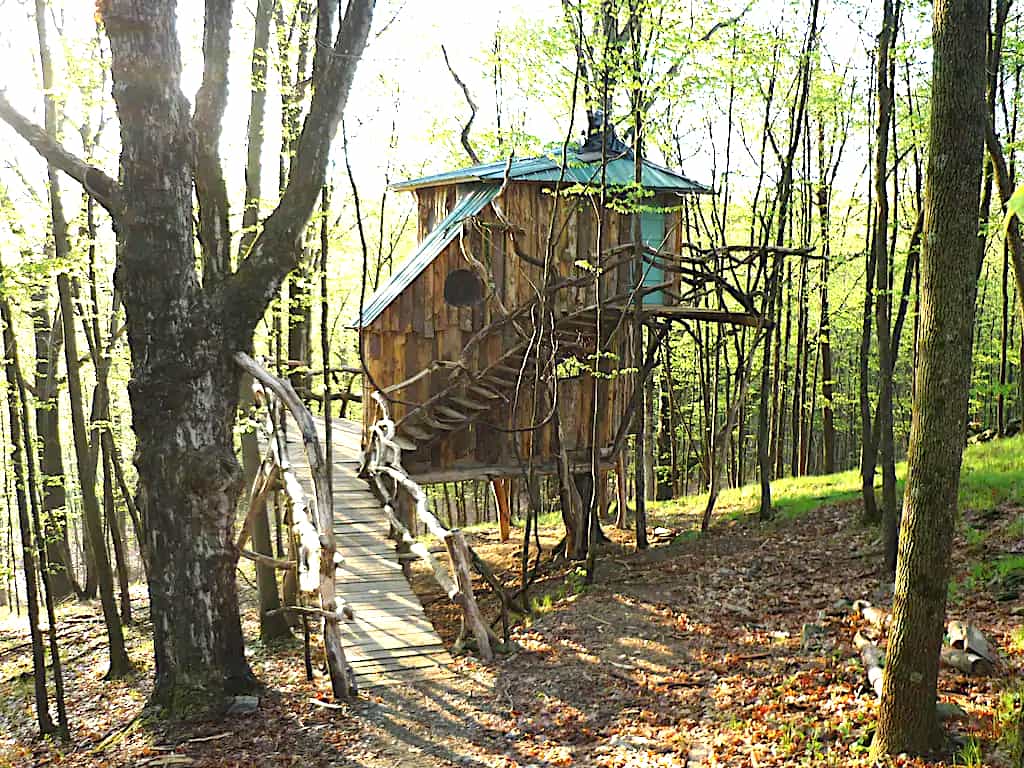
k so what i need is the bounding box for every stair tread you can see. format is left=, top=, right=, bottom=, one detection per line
left=399, top=423, right=432, bottom=442
left=416, top=411, right=458, bottom=430
left=466, top=383, right=503, bottom=400
left=448, top=395, right=490, bottom=412
left=433, top=405, right=470, bottom=421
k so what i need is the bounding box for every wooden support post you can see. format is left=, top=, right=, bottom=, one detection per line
left=445, top=529, right=494, bottom=662
left=615, top=452, right=629, bottom=529
left=599, top=470, right=609, bottom=521
left=394, top=492, right=414, bottom=578
left=492, top=477, right=511, bottom=542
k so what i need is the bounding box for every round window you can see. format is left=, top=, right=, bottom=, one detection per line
left=443, top=269, right=484, bottom=307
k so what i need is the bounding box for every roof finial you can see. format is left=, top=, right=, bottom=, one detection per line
left=579, top=109, right=632, bottom=160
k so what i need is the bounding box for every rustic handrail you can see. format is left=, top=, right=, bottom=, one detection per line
left=234, top=352, right=356, bottom=699
left=363, top=391, right=495, bottom=661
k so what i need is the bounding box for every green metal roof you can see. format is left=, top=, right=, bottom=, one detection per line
left=390, top=152, right=711, bottom=194
left=353, top=183, right=501, bottom=328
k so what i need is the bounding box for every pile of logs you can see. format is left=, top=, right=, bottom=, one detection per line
left=851, top=600, right=998, bottom=702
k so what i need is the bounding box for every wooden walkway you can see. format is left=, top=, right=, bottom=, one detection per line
left=284, top=417, right=452, bottom=690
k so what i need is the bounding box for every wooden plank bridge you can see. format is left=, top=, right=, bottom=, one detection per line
left=285, top=417, right=453, bottom=690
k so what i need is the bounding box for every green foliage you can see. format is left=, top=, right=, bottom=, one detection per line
left=963, top=525, right=987, bottom=550
left=953, top=736, right=983, bottom=767
left=1005, top=183, right=1024, bottom=233
left=1009, top=627, right=1024, bottom=655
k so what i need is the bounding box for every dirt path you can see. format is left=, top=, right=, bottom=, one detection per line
left=2, top=502, right=1021, bottom=767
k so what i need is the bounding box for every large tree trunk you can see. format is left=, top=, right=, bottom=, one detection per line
left=102, top=2, right=258, bottom=710
left=872, top=0, right=987, bottom=755
left=101, top=0, right=372, bottom=712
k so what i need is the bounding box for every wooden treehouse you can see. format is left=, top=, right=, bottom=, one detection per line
left=355, top=126, right=762, bottom=499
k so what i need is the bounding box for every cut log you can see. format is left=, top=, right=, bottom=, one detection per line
left=416, top=411, right=459, bottom=431
left=852, top=599, right=890, bottom=629
left=434, top=405, right=469, bottom=422
left=947, top=620, right=995, bottom=664
left=466, top=383, right=503, bottom=401
left=449, top=395, right=490, bottom=412
left=399, top=423, right=432, bottom=442
left=854, top=631, right=884, bottom=698
left=940, top=646, right=994, bottom=676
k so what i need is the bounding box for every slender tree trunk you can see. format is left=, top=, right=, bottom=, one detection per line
left=0, top=292, right=55, bottom=735
left=756, top=268, right=779, bottom=519
left=634, top=335, right=649, bottom=548
left=872, top=0, right=987, bottom=754
left=58, top=272, right=131, bottom=678
left=22, top=372, right=69, bottom=738
left=872, top=0, right=899, bottom=574
left=31, top=304, right=75, bottom=599
left=758, top=0, right=819, bottom=517
left=775, top=271, right=791, bottom=478
left=102, top=442, right=132, bottom=624
left=815, top=169, right=836, bottom=474
left=31, top=0, right=77, bottom=601
left=1001, top=242, right=1010, bottom=434
left=790, top=258, right=806, bottom=477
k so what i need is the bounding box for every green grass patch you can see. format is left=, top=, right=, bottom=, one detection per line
left=650, top=434, right=1024, bottom=528
left=649, top=467, right=864, bottom=525
left=958, top=436, right=1024, bottom=511
left=526, top=567, right=588, bottom=617
left=995, top=553, right=1024, bottom=577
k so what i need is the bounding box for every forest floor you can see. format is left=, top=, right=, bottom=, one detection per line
left=1, top=438, right=1022, bottom=767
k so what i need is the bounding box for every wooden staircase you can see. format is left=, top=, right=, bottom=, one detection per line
left=394, top=306, right=620, bottom=451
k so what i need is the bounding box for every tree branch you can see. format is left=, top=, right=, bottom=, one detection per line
left=644, top=2, right=753, bottom=115
left=441, top=44, right=481, bottom=164
left=226, top=0, right=375, bottom=336
left=0, top=90, right=121, bottom=216
left=192, top=0, right=233, bottom=283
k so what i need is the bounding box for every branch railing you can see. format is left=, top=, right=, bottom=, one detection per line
left=234, top=352, right=357, bottom=699
left=363, top=391, right=496, bottom=661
